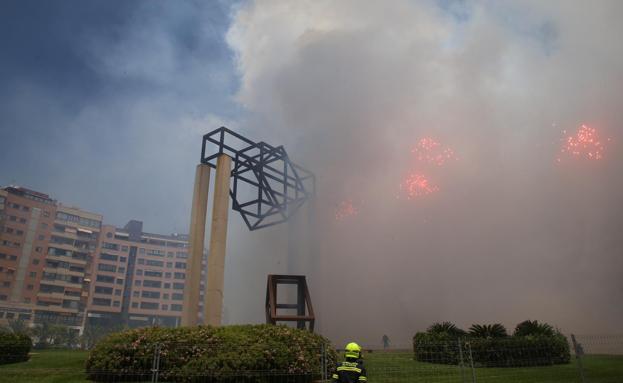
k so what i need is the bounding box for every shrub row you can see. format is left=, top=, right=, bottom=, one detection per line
left=86, top=324, right=337, bottom=382
left=414, top=325, right=570, bottom=367
left=0, top=332, right=31, bottom=365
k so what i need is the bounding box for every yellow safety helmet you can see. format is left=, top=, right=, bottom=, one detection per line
left=345, top=342, right=362, bottom=359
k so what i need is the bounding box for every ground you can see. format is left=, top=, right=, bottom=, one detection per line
left=0, top=349, right=621, bottom=382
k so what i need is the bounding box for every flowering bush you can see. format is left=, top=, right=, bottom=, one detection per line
left=86, top=324, right=336, bottom=382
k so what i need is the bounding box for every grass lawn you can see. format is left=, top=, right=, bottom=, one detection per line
left=0, top=348, right=620, bottom=382
left=0, top=349, right=89, bottom=383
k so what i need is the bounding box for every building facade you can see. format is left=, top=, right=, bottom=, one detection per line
left=0, top=186, right=204, bottom=333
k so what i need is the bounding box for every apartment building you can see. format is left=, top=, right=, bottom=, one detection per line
left=0, top=185, right=203, bottom=332
left=40, top=205, right=102, bottom=329
left=86, top=220, right=205, bottom=328
left=0, top=187, right=57, bottom=322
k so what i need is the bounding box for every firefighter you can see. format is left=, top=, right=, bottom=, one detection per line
left=331, top=342, right=367, bottom=382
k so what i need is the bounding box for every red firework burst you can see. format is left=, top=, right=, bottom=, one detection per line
left=335, top=199, right=358, bottom=221
left=411, top=137, right=457, bottom=166
left=558, top=124, right=608, bottom=162
left=399, top=173, right=439, bottom=199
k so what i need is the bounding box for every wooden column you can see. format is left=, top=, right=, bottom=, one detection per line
left=204, top=154, right=232, bottom=326
left=181, top=164, right=211, bottom=326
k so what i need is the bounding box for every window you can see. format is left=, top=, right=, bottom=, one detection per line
left=165, top=272, right=171, bottom=278
left=100, top=253, right=118, bottom=261
left=98, top=263, right=117, bottom=273
left=96, top=275, right=115, bottom=283
left=32, top=259, right=40, bottom=265
left=118, top=267, right=125, bottom=273
left=143, top=280, right=161, bottom=288
left=144, top=270, right=162, bottom=278
left=173, top=283, right=184, bottom=290
left=146, top=249, right=165, bottom=257
left=116, top=278, right=124, bottom=285
left=137, top=258, right=145, bottom=265
left=136, top=269, right=143, bottom=276
left=167, top=252, right=174, bottom=258
left=0, top=295, right=7, bottom=301
left=94, top=286, right=113, bottom=295
left=19, top=218, right=27, bottom=224
left=16, top=230, right=24, bottom=236
left=38, top=235, right=44, bottom=241
left=106, top=232, right=113, bottom=238
left=121, top=246, right=128, bottom=252
left=139, top=248, right=145, bottom=254
left=35, top=247, right=42, bottom=253
left=170, top=304, right=182, bottom=312
left=166, top=262, right=172, bottom=268
left=133, top=291, right=140, bottom=297
left=164, top=283, right=171, bottom=289
left=146, top=260, right=164, bottom=267
left=43, top=210, right=50, bottom=218
left=114, top=289, right=121, bottom=296
left=27, top=284, right=33, bottom=290
left=93, top=298, right=112, bottom=306
left=119, top=256, right=127, bottom=263
left=175, top=262, right=186, bottom=269
left=162, top=304, right=168, bottom=310
left=0, top=253, right=4, bottom=259
left=163, top=293, right=169, bottom=300
left=141, top=291, right=160, bottom=299
left=3, top=282, right=10, bottom=287
left=172, top=293, right=184, bottom=301
left=29, top=272, right=36, bottom=278
left=102, top=242, right=119, bottom=251
left=174, top=273, right=185, bottom=280
left=113, top=301, right=120, bottom=307
left=140, top=302, right=159, bottom=310
left=135, top=280, right=142, bottom=286
left=131, top=302, right=139, bottom=308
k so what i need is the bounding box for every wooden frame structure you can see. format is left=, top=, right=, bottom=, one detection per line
left=265, top=274, right=315, bottom=331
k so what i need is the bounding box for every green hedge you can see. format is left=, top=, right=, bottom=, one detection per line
left=0, top=332, right=32, bottom=365
left=413, top=332, right=570, bottom=367
left=86, top=324, right=336, bottom=382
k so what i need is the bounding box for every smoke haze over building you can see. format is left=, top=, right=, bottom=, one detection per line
left=1, top=0, right=622, bottom=345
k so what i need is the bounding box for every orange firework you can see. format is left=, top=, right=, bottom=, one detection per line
left=335, top=199, right=358, bottom=221
left=559, top=124, right=608, bottom=162
left=411, top=137, right=457, bottom=166
left=399, top=173, right=439, bottom=199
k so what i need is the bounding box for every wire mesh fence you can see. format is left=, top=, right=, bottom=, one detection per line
left=0, top=334, right=621, bottom=382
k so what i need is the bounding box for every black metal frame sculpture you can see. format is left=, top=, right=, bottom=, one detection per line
left=201, top=127, right=315, bottom=231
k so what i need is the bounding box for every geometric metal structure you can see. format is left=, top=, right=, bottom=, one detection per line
left=265, top=274, right=315, bottom=331
left=201, top=127, right=315, bottom=231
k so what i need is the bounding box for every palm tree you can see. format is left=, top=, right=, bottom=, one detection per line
left=468, top=324, right=508, bottom=338
left=513, top=320, right=555, bottom=337
left=427, top=322, right=466, bottom=336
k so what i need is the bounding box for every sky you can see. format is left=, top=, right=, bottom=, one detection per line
left=1, top=0, right=622, bottom=346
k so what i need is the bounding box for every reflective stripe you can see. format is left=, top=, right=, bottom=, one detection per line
left=359, top=377, right=367, bottom=381
left=332, top=374, right=339, bottom=379
left=337, top=366, right=362, bottom=373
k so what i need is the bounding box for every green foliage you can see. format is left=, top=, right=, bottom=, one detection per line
left=86, top=324, right=337, bottom=382
left=469, top=324, right=508, bottom=339
left=514, top=320, right=555, bottom=337
left=81, top=323, right=126, bottom=350
left=414, top=321, right=571, bottom=367
left=32, top=322, right=80, bottom=349
left=426, top=322, right=466, bottom=337
left=0, top=332, right=32, bottom=365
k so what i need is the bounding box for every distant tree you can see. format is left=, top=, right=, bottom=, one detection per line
left=513, top=320, right=555, bottom=337
left=7, top=319, right=29, bottom=334
left=31, top=322, right=52, bottom=348
left=427, top=322, right=466, bottom=337
left=468, top=324, right=508, bottom=338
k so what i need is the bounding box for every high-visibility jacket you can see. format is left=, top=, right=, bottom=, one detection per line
left=331, top=359, right=367, bottom=382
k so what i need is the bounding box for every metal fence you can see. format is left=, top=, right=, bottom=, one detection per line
left=0, top=334, right=621, bottom=382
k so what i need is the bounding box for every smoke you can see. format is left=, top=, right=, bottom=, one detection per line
left=225, top=0, right=623, bottom=346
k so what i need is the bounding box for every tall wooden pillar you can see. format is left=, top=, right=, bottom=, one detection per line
left=181, top=164, right=211, bottom=326
left=204, top=154, right=232, bottom=326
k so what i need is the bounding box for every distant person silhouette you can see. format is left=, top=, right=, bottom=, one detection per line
left=382, top=334, right=390, bottom=350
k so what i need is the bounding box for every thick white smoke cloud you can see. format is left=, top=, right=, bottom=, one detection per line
left=225, top=0, right=623, bottom=346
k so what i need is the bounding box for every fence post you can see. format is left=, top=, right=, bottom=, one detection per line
left=151, top=343, right=161, bottom=383
left=458, top=338, right=467, bottom=383
left=467, top=341, right=477, bottom=383
left=571, top=334, right=586, bottom=383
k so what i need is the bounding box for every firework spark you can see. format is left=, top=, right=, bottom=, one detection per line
left=335, top=199, right=358, bottom=221
left=399, top=173, right=439, bottom=199
left=559, top=124, right=608, bottom=162
left=411, top=137, right=456, bottom=166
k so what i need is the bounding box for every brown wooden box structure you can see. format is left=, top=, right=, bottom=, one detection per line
left=265, top=274, right=315, bottom=331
